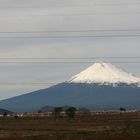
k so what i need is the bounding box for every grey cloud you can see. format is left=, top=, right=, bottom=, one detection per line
left=0, top=0, right=139, bottom=99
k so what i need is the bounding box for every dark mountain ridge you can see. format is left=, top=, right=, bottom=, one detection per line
left=0, top=83, right=139, bottom=113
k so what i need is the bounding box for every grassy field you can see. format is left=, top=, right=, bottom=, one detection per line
left=0, top=112, right=140, bottom=140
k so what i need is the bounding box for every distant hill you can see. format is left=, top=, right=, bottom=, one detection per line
left=0, top=108, right=14, bottom=115
left=39, top=105, right=55, bottom=112
left=39, top=105, right=71, bottom=112
left=0, top=63, right=139, bottom=113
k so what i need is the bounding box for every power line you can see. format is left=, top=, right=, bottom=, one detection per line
left=1, top=3, right=140, bottom=9
left=0, top=82, right=61, bottom=86
left=1, top=12, right=140, bottom=17
left=0, top=57, right=139, bottom=59
left=1, top=34, right=140, bottom=39
left=0, top=2, right=140, bottom=9
left=0, top=62, right=139, bottom=64
left=0, top=29, right=140, bottom=33
left=0, top=57, right=139, bottom=63
left=0, top=82, right=59, bottom=85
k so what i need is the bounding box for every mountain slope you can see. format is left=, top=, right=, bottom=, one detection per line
left=0, top=63, right=139, bottom=113
left=0, top=108, right=14, bottom=115
left=0, top=83, right=139, bottom=113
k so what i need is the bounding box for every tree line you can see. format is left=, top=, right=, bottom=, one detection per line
left=52, top=107, right=77, bottom=119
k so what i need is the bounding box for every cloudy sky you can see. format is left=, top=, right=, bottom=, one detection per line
left=0, top=0, right=140, bottom=99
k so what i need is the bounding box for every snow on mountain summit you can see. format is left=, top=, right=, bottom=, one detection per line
left=70, top=63, right=140, bottom=85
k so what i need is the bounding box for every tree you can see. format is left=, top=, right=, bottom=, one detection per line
left=3, top=112, right=8, bottom=117
left=120, top=108, right=126, bottom=111
left=38, top=110, right=42, bottom=113
left=65, top=107, right=77, bottom=118
left=53, top=107, right=63, bottom=119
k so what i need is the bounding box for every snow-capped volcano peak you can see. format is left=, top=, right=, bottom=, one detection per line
left=70, top=63, right=140, bottom=85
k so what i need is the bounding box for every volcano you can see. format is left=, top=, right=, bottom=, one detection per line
left=0, top=63, right=140, bottom=113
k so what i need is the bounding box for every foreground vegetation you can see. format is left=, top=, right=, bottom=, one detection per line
left=0, top=112, right=140, bottom=140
